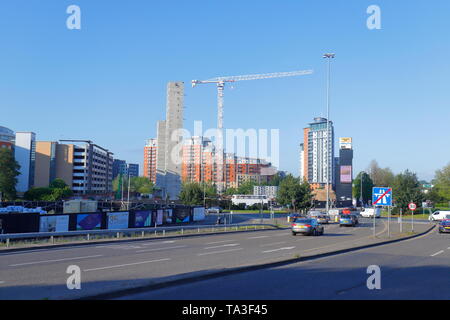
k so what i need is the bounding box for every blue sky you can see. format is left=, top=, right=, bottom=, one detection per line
left=1, top=0, right=449, bottom=181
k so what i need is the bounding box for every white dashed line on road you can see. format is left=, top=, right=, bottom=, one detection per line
left=197, top=248, right=243, bottom=256
left=204, top=240, right=235, bottom=245
left=247, top=236, right=270, bottom=239
left=83, top=258, right=171, bottom=272
left=262, top=247, right=295, bottom=254
left=431, top=250, right=444, bottom=257
left=135, top=245, right=187, bottom=253
left=260, top=241, right=287, bottom=247
left=9, top=255, right=104, bottom=267
left=204, top=244, right=240, bottom=250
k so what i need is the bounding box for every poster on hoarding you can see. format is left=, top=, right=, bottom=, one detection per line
left=107, top=212, right=129, bottom=230
left=340, top=165, right=352, bottom=183
left=76, top=214, right=102, bottom=231
left=134, top=211, right=152, bottom=228
left=156, top=209, right=163, bottom=226
left=39, top=215, right=69, bottom=232
left=193, top=207, right=205, bottom=221
left=164, top=209, right=173, bottom=224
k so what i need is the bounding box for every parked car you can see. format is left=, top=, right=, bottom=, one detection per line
left=360, top=207, right=381, bottom=218
left=292, top=218, right=324, bottom=236
left=206, top=207, right=222, bottom=214
left=429, top=211, right=450, bottom=222
left=339, top=214, right=358, bottom=227
left=438, top=219, right=450, bottom=233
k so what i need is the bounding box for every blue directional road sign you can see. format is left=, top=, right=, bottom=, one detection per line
left=372, top=187, right=392, bottom=206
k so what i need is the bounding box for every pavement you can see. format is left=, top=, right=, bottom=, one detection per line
left=0, top=217, right=433, bottom=300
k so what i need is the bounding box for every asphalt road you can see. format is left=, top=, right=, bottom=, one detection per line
left=0, top=217, right=387, bottom=300
left=120, top=226, right=450, bottom=300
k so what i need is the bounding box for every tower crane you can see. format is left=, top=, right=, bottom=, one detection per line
left=191, top=68, right=314, bottom=191
left=192, top=69, right=313, bottom=131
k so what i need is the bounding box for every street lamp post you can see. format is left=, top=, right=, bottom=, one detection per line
left=323, top=53, right=335, bottom=213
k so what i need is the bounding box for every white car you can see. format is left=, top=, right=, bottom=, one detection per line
left=428, top=211, right=450, bottom=221
left=360, top=207, right=381, bottom=218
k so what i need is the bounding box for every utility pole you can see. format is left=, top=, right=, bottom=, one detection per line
left=323, top=53, right=335, bottom=213
left=127, top=172, right=131, bottom=210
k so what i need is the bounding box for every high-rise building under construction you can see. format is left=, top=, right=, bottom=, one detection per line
left=155, top=82, right=184, bottom=200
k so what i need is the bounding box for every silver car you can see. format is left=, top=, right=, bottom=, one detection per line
left=292, top=218, right=324, bottom=236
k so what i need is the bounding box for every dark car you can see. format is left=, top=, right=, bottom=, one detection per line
left=292, top=218, right=324, bottom=236
left=438, top=220, right=450, bottom=234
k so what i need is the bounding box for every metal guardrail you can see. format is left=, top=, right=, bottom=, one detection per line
left=0, top=223, right=280, bottom=248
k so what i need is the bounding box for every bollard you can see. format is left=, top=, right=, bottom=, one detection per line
left=163, top=230, right=165, bottom=237
left=50, top=236, right=54, bottom=244
left=6, top=238, right=10, bottom=248
left=142, top=231, right=145, bottom=238
left=181, top=228, right=184, bottom=235
left=87, top=234, right=90, bottom=241
left=198, top=228, right=200, bottom=233
left=116, top=232, right=120, bottom=239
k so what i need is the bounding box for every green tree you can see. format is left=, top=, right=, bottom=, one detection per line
left=276, top=175, right=312, bottom=212
left=130, top=177, right=154, bottom=194
left=0, top=148, right=21, bottom=200
left=432, top=163, right=450, bottom=203
left=367, top=160, right=395, bottom=187
left=24, top=179, right=73, bottom=201
left=392, top=170, right=424, bottom=212
left=179, top=182, right=204, bottom=206
left=237, top=181, right=257, bottom=195
left=263, top=172, right=286, bottom=187
left=353, top=172, right=374, bottom=206
left=49, top=178, right=68, bottom=189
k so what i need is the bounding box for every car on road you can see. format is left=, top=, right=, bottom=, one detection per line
left=339, top=214, right=358, bottom=227
left=316, top=214, right=330, bottom=224
left=292, top=218, right=324, bottom=236
left=429, top=211, right=450, bottom=221
left=360, top=207, right=381, bottom=218
left=438, top=219, right=450, bottom=233
left=287, top=213, right=303, bottom=222
left=342, top=208, right=352, bottom=215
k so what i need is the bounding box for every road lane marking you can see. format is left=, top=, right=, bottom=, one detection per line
left=247, top=236, right=270, bottom=239
left=197, top=248, right=243, bottom=256
left=83, top=258, right=171, bottom=272
left=9, top=255, right=104, bottom=267
left=260, top=241, right=287, bottom=247
left=204, top=240, right=235, bottom=245
left=141, top=240, right=176, bottom=246
left=204, top=244, right=240, bottom=250
left=135, top=245, right=187, bottom=253
left=431, top=250, right=444, bottom=257
left=262, top=247, right=295, bottom=253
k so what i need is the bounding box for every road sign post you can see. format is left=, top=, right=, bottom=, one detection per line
left=408, top=202, right=417, bottom=233
left=372, top=187, right=393, bottom=238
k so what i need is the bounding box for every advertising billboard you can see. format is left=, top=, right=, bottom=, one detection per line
left=39, top=215, right=69, bottom=232
left=107, top=212, right=129, bottom=230
left=134, top=210, right=152, bottom=228
left=76, top=214, right=102, bottom=231
left=156, top=210, right=163, bottom=226
left=340, top=165, right=352, bottom=183
left=339, top=137, right=352, bottom=150
left=193, top=207, right=205, bottom=222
